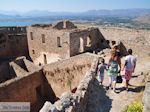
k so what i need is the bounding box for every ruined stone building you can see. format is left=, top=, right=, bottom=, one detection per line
left=0, top=26, right=28, bottom=60
left=0, top=20, right=150, bottom=112
left=27, top=20, right=108, bottom=65
left=0, top=21, right=109, bottom=112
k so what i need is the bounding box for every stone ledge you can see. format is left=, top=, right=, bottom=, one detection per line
left=142, top=75, right=150, bottom=112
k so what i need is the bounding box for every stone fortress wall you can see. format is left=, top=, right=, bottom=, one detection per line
left=0, top=21, right=150, bottom=112
left=69, top=28, right=108, bottom=57
left=0, top=69, right=56, bottom=112
left=27, top=21, right=109, bottom=66
left=0, top=53, right=99, bottom=112
left=99, top=27, right=150, bottom=57
left=27, top=25, right=71, bottom=65
left=0, top=56, right=40, bottom=83
left=0, top=26, right=28, bottom=60
left=40, top=53, right=99, bottom=112
left=43, top=53, right=99, bottom=97
left=143, top=74, right=150, bottom=112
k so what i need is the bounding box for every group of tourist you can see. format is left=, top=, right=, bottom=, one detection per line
left=97, top=48, right=137, bottom=92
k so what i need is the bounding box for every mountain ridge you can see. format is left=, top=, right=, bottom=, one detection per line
left=0, top=8, right=150, bottom=17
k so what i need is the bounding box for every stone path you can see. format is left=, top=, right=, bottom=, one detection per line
left=87, top=56, right=150, bottom=112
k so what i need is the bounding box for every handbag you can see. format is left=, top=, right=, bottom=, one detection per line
left=116, top=74, right=123, bottom=83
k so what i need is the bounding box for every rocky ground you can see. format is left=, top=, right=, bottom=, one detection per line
left=87, top=56, right=150, bottom=112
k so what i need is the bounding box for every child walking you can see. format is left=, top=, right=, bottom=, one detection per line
left=97, top=58, right=107, bottom=85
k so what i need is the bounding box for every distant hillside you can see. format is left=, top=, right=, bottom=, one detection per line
left=83, top=9, right=150, bottom=17
left=0, top=9, right=150, bottom=17
left=134, top=14, right=150, bottom=24
left=0, top=9, right=150, bottom=30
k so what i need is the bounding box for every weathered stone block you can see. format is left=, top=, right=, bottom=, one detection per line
left=40, top=101, right=58, bottom=112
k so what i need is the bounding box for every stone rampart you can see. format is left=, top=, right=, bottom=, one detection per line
left=0, top=26, right=28, bottom=60
left=43, top=53, right=99, bottom=97
left=143, top=74, right=150, bottom=112
left=40, top=53, right=99, bottom=112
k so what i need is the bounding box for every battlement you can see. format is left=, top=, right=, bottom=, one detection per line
left=0, top=26, right=26, bottom=35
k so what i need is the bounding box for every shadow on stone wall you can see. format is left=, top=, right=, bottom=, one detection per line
left=94, top=29, right=111, bottom=54
left=85, top=78, right=112, bottom=112
left=120, top=42, right=128, bottom=56
left=31, top=71, right=58, bottom=112
left=97, top=29, right=111, bottom=49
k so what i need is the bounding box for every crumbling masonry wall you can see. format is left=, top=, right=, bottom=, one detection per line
left=40, top=54, right=100, bottom=112
left=99, top=27, right=150, bottom=57
left=70, top=28, right=108, bottom=56
left=27, top=21, right=109, bottom=66
left=43, top=53, right=99, bottom=98
left=0, top=26, right=28, bottom=60
left=0, top=53, right=100, bottom=112
left=0, top=57, right=40, bottom=83
left=27, top=26, right=70, bottom=65
left=0, top=70, right=57, bottom=112
left=143, top=75, right=150, bottom=112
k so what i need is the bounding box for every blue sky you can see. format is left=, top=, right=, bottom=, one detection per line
left=0, top=0, right=150, bottom=12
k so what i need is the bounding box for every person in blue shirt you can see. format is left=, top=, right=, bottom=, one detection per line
left=97, top=58, right=107, bottom=85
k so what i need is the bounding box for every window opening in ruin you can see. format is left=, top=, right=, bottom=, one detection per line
left=112, top=41, right=116, bottom=45
left=0, top=33, right=4, bottom=38
left=106, top=40, right=110, bottom=44
left=32, top=50, right=35, bottom=54
left=101, top=39, right=104, bottom=43
left=87, top=35, right=91, bottom=47
left=8, top=28, right=10, bottom=31
left=13, top=28, right=15, bottom=31
left=44, top=54, right=47, bottom=64
left=30, top=32, right=33, bottom=40
left=36, top=85, right=42, bottom=100
left=42, top=34, right=45, bottom=43
left=57, top=37, right=61, bottom=47
left=21, top=27, right=24, bottom=31
left=79, top=37, right=84, bottom=52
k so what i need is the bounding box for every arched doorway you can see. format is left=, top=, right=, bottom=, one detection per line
left=79, top=37, right=84, bottom=52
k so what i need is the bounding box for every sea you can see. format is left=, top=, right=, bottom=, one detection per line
left=0, top=22, right=51, bottom=26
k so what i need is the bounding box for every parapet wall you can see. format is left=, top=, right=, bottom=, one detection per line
left=0, top=26, right=26, bottom=34
left=143, top=75, right=150, bottom=112
left=43, top=53, right=99, bottom=97
left=40, top=55, right=99, bottom=112
left=99, top=27, right=150, bottom=56
left=99, top=27, right=150, bottom=43
left=121, top=40, right=150, bottom=57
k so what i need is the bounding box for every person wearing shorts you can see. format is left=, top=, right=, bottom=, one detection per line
left=123, top=49, right=137, bottom=91
left=107, top=49, right=121, bottom=92
left=97, top=58, right=107, bottom=85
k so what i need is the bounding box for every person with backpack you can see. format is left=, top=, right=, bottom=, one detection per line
left=107, top=49, right=121, bottom=92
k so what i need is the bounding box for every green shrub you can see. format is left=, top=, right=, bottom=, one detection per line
left=124, top=101, right=143, bottom=112
left=67, top=78, right=71, bottom=90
